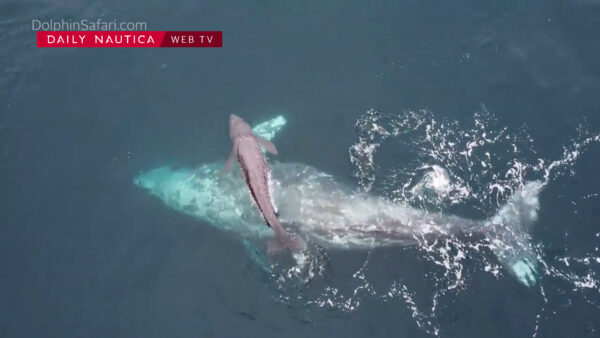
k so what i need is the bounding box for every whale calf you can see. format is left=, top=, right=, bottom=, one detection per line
left=223, top=114, right=305, bottom=251
left=134, top=115, right=541, bottom=287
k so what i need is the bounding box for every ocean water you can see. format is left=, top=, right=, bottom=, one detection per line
left=2, top=1, right=600, bottom=337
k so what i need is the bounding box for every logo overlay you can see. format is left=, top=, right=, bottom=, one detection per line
left=37, top=31, right=222, bottom=48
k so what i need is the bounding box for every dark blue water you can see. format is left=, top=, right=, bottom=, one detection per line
left=2, top=1, right=600, bottom=337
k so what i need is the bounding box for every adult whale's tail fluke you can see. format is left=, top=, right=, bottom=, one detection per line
left=485, top=180, right=543, bottom=287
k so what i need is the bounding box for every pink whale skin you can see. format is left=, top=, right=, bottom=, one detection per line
left=222, top=114, right=306, bottom=252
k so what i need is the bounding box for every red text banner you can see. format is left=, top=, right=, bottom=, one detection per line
left=37, top=31, right=222, bottom=48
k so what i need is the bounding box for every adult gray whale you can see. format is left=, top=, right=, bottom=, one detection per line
left=134, top=116, right=541, bottom=287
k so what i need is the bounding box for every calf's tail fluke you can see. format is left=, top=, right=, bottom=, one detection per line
left=268, top=233, right=307, bottom=253
left=486, top=180, right=544, bottom=287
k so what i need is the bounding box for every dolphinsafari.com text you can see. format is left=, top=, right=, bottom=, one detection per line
left=32, top=19, right=147, bottom=31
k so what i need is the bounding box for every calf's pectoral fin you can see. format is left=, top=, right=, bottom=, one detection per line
left=219, top=150, right=235, bottom=174
left=256, top=135, right=278, bottom=155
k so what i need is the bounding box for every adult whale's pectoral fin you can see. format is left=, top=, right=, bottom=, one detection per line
left=251, top=115, right=286, bottom=141
left=257, top=136, right=278, bottom=155
left=219, top=150, right=235, bottom=174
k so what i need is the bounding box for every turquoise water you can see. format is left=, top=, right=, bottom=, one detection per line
left=2, top=1, right=600, bottom=337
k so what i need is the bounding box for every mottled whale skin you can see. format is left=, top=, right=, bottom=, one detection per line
left=135, top=116, right=541, bottom=287
left=223, top=114, right=305, bottom=252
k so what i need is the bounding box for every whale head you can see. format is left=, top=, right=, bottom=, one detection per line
left=134, top=164, right=272, bottom=238
left=229, top=114, right=252, bottom=140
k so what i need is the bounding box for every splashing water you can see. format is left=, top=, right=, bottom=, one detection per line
left=267, top=108, right=600, bottom=336
left=134, top=111, right=600, bottom=336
